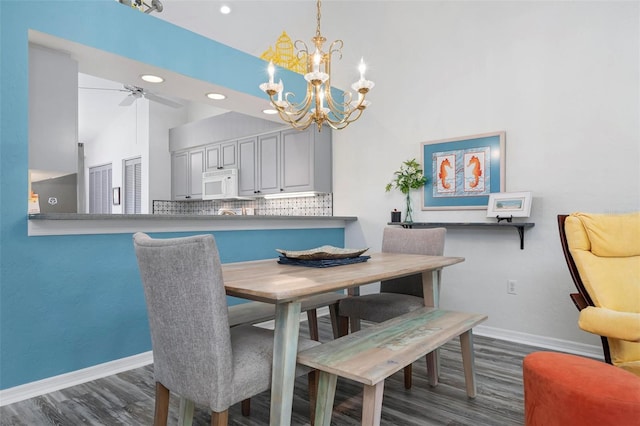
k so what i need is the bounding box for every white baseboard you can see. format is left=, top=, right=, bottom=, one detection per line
left=0, top=351, right=153, bottom=407
left=474, top=324, right=604, bottom=360
left=0, top=310, right=604, bottom=407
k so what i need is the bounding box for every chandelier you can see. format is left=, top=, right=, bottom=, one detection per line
left=259, top=0, right=374, bottom=131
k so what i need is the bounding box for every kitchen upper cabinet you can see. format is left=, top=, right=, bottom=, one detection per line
left=172, top=148, right=204, bottom=200
left=281, top=128, right=332, bottom=193
left=238, top=135, right=280, bottom=196
left=257, top=133, right=281, bottom=194
left=173, top=126, right=332, bottom=200
left=238, top=127, right=332, bottom=197
left=205, top=141, right=237, bottom=170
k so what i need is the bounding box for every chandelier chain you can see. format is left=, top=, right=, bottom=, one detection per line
left=316, top=0, right=322, bottom=39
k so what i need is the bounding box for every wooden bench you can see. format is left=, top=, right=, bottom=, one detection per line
left=228, top=292, right=347, bottom=340
left=297, top=307, right=488, bottom=426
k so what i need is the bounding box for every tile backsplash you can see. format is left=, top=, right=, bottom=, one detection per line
left=153, top=193, right=333, bottom=216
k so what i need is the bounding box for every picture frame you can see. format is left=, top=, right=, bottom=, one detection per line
left=486, top=191, right=532, bottom=219
left=112, top=187, right=121, bottom=206
left=422, top=131, right=505, bottom=210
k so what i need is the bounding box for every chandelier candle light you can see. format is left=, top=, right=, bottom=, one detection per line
left=259, top=0, right=374, bottom=131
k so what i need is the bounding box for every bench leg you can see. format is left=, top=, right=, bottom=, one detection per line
left=314, top=371, right=337, bottom=426
left=460, top=330, right=478, bottom=398
left=362, top=381, right=385, bottom=426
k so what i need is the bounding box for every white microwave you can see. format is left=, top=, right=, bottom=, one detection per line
left=202, top=169, right=240, bottom=200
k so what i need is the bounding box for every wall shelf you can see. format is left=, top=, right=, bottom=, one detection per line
left=387, top=221, right=535, bottom=249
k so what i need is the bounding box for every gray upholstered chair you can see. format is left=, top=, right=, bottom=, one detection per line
left=337, top=226, right=446, bottom=389
left=132, top=232, right=319, bottom=426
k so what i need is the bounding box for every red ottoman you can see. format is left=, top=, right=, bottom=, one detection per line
left=523, top=351, right=640, bottom=426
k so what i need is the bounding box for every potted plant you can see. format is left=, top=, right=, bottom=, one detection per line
left=385, top=158, right=427, bottom=223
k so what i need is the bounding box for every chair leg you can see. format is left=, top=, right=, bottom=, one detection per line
left=307, top=308, right=320, bottom=341
left=349, top=316, right=361, bottom=333
left=154, top=382, right=170, bottom=426
left=308, top=370, right=318, bottom=426
left=241, top=399, right=250, bottom=416
left=337, top=314, right=350, bottom=337
left=329, top=303, right=341, bottom=339
left=211, top=410, right=229, bottom=426
left=403, top=364, right=412, bottom=389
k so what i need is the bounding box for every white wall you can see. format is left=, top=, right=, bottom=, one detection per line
left=149, top=102, right=187, bottom=207
left=84, top=99, right=190, bottom=213
left=29, top=45, right=78, bottom=174
left=84, top=100, right=146, bottom=213
left=157, top=1, right=640, bottom=348
left=327, top=1, right=639, bottom=347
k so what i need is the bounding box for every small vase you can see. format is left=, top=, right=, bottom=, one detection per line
left=404, top=192, right=413, bottom=223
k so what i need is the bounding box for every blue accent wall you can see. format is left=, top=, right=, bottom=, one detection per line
left=0, top=0, right=339, bottom=390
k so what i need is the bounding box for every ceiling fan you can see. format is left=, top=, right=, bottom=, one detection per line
left=79, top=84, right=183, bottom=109
left=119, top=85, right=182, bottom=108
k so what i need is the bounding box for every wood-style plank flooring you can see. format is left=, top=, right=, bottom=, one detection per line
left=1, top=317, right=550, bottom=425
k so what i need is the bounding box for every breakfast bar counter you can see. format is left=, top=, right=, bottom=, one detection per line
left=28, top=214, right=357, bottom=236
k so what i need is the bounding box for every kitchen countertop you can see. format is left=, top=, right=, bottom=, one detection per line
left=27, top=213, right=358, bottom=236
left=29, top=213, right=357, bottom=221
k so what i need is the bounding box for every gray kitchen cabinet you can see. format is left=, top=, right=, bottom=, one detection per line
left=238, top=134, right=280, bottom=196
left=171, top=151, right=188, bottom=199
left=172, top=148, right=204, bottom=200
left=280, top=127, right=332, bottom=193
left=205, top=141, right=237, bottom=170
left=238, top=127, right=332, bottom=197
left=257, top=133, right=281, bottom=195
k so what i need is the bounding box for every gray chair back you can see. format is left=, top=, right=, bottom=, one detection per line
left=133, top=232, right=232, bottom=409
left=379, top=227, right=446, bottom=297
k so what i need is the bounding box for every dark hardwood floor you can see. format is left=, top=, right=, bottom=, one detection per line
left=1, top=317, right=549, bottom=425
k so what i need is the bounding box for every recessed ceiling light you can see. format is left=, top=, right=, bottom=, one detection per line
left=263, top=109, right=278, bottom=115
left=140, top=74, right=164, bottom=83
left=206, top=92, right=226, bottom=100
left=220, top=5, right=231, bottom=14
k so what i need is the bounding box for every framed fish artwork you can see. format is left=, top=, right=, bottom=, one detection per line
left=421, top=131, right=505, bottom=210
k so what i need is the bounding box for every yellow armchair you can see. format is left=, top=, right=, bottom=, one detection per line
left=558, top=212, right=640, bottom=376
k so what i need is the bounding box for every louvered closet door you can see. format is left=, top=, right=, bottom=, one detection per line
left=124, top=157, right=142, bottom=214
left=89, top=164, right=112, bottom=214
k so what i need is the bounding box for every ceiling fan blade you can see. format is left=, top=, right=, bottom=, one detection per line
left=79, top=86, right=128, bottom=93
left=143, top=92, right=182, bottom=109
left=119, top=95, right=136, bottom=106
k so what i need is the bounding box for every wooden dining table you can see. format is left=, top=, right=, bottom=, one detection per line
left=221, top=252, right=465, bottom=426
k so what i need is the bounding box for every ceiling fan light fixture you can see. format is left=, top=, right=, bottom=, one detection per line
left=140, top=74, right=164, bottom=83
left=206, top=92, right=226, bottom=100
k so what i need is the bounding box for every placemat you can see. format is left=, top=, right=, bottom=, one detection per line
left=277, top=255, right=371, bottom=268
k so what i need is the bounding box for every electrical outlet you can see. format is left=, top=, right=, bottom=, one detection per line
left=507, top=279, right=517, bottom=295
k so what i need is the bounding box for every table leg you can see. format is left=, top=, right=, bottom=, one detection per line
left=177, top=397, right=194, bottom=426
left=314, top=371, right=337, bottom=426
left=423, top=269, right=441, bottom=385
left=422, top=269, right=440, bottom=308
left=269, top=301, right=302, bottom=426
left=460, top=330, right=478, bottom=398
